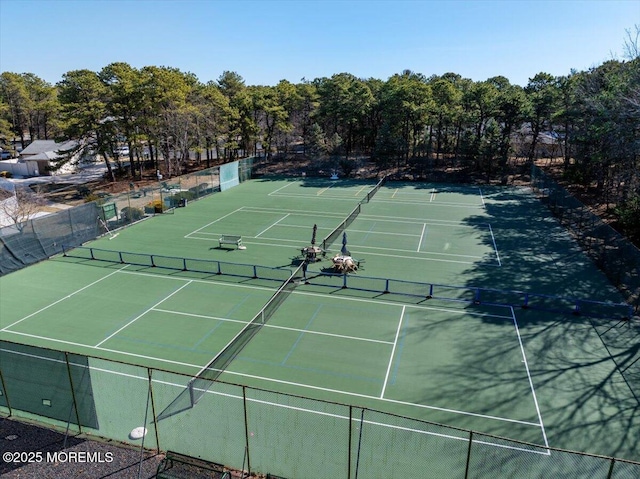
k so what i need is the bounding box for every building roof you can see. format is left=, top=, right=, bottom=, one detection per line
left=20, top=140, right=77, bottom=157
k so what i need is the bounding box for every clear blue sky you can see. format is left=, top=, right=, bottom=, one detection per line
left=1, top=0, right=638, bottom=87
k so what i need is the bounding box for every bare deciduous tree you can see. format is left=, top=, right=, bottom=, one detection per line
left=0, top=186, right=46, bottom=230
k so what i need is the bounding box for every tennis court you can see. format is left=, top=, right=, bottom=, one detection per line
left=1, top=172, right=638, bottom=478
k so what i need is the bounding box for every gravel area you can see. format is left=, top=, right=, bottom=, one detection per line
left=0, top=417, right=164, bottom=479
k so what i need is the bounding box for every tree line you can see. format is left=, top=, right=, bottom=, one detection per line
left=0, top=29, right=638, bottom=240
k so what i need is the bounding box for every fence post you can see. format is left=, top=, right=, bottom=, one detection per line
left=0, top=365, right=13, bottom=417
left=606, top=458, right=616, bottom=479
left=148, top=368, right=160, bottom=452
left=464, top=430, right=473, bottom=479
left=136, top=369, right=154, bottom=479
left=64, top=351, right=82, bottom=433
left=242, top=386, right=252, bottom=476
left=354, top=408, right=365, bottom=479
left=347, top=406, right=353, bottom=479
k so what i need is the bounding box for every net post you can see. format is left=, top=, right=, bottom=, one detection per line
left=217, top=261, right=222, bottom=275
left=384, top=279, right=390, bottom=294
left=253, top=266, right=258, bottom=279
left=606, top=457, right=616, bottom=479
left=182, top=258, right=187, bottom=271
left=522, top=293, right=530, bottom=309
left=62, top=244, right=67, bottom=256
left=90, top=247, right=95, bottom=260
left=427, top=284, right=433, bottom=299
left=342, top=273, right=348, bottom=289
left=474, top=288, right=481, bottom=304
left=118, top=251, right=124, bottom=263
left=151, top=255, right=156, bottom=267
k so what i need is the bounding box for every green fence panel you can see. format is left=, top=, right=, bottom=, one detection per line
left=80, top=358, right=157, bottom=450
left=0, top=341, right=80, bottom=432
left=351, top=408, right=469, bottom=479
left=467, top=433, right=611, bottom=479
left=245, top=388, right=350, bottom=479
left=152, top=371, right=246, bottom=469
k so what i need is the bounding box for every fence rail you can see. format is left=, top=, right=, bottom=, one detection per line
left=0, top=340, right=638, bottom=479
left=304, top=270, right=633, bottom=320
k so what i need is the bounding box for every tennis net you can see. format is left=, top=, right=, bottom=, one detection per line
left=155, top=261, right=304, bottom=421
left=321, top=176, right=386, bottom=252
left=321, top=204, right=361, bottom=252
left=360, top=175, right=386, bottom=204
left=188, top=261, right=305, bottom=404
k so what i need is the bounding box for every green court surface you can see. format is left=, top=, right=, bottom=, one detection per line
left=1, top=177, right=638, bottom=471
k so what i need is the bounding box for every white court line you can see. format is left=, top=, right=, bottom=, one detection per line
left=430, top=188, right=436, bottom=202
left=417, top=224, right=427, bottom=252
left=358, top=213, right=477, bottom=227
left=266, top=323, right=394, bottom=345
left=1, top=330, right=203, bottom=369
left=118, top=270, right=279, bottom=294
left=154, top=308, right=248, bottom=324
left=316, top=185, right=332, bottom=195
left=0, top=265, right=129, bottom=331
left=510, top=306, right=550, bottom=449
left=344, top=245, right=487, bottom=261
left=355, top=185, right=367, bottom=197
left=198, top=224, right=320, bottom=235
left=268, top=182, right=296, bottom=195
left=255, top=213, right=290, bottom=237
left=479, top=187, right=485, bottom=206
left=185, top=207, right=244, bottom=238
left=488, top=223, right=502, bottom=266
left=392, top=188, right=398, bottom=198
left=95, top=281, right=194, bottom=347
left=0, top=347, right=550, bottom=455
left=154, top=308, right=394, bottom=345
left=372, top=198, right=485, bottom=209
left=381, top=305, right=405, bottom=398
left=184, top=233, right=495, bottom=265
left=234, top=206, right=346, bottom=218
left=267, top=193, right=365, bottom=202
left=225, top=368, right=541, bottom=427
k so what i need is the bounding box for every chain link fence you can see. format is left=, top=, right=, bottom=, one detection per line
left=531, top=165, right=640, bottom=314
left=0, top=340, right=638, bottom=479
left=0, top=158, right=256, bottom=275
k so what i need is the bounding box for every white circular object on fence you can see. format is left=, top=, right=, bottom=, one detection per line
left=129, top=427, right=147, bottom=440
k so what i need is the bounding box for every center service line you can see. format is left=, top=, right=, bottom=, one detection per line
left=381, top=305, right=406, bottom=399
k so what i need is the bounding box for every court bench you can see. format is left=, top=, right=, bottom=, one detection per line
left=219, top=235, right=243, bottom=249
left=156, top=451, right=229, bottom=478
